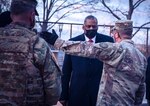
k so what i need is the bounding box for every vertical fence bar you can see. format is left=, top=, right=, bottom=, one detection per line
left=70, top=24, right=72, bottom=38
left=146, top=28, right=149, bottom=57
left=36, top=21, right=150, bottom=56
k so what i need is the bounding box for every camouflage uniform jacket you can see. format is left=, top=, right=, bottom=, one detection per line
left=0, top=22, right=61, bottom=106
left=54, top=38, right=147, bottom=106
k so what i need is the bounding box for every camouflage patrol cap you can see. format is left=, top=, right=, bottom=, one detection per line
left=10, top=0, right=39, bottom=16
left=113, top=20, right=133, bottom=33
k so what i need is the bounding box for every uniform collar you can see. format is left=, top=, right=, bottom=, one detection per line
left=10, top=22, right=31, bottom=29
left=121, top=39, right=134, bottom=45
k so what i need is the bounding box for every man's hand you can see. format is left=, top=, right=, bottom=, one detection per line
left=40, top=29, right=58, bottom=45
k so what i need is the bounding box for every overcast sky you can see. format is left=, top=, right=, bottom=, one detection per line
left=36, top=0, right=150, bottom=44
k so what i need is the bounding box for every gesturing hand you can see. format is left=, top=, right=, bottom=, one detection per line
left=40, top=29, right=58, bottom=45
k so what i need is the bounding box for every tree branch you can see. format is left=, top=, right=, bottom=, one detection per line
left=47, top=5, right=86, bottom=30
left=127, top=0, right=134, bottom=19
left=115, top=9, right=128, bottom=17
left=133, top=21, right=150, bottom=36
left=100, top=0, right=121, bottom=20
left=133, top=0, right=146, bottom=9
left=48, top=1, right=84, bottom=20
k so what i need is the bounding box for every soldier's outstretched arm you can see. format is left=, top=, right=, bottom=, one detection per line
left=33, top=37, right=61, bottom=105
left=54, top=38, right=125, bottom=67
left=40, top=30, right=125, bottom=66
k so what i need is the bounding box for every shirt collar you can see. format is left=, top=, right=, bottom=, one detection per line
left=84, top=34, right=96, bottom=43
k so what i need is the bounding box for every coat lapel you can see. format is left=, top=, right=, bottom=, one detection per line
left=79, top=34, right=85, bottom=41
left=95, top=34, right=102, bottom=43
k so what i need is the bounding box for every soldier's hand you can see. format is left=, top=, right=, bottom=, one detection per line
left=40, top=29, right=58, bottom=45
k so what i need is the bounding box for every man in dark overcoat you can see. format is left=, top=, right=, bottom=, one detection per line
left=59, top=15, right=114, bottom=106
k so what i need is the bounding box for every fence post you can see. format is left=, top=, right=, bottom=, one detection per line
left=146, top=28, right=149, bottom=57
left=59, top=24, right=63, bottom=38
left=70, top=24, right=72, bottom=38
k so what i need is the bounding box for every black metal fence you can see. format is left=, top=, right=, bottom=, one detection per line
left=36, top=21, right=150, bottom=57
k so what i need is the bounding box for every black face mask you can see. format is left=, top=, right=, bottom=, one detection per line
left=85, top=29, right=97, bottom=39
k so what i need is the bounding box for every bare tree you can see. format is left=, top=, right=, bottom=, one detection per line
left=90, top=0, right=150, bottom=36
left=37, top=0, right=91, bottom=31
left=90, top=0, right=150, bottom=56
left=91, top=0, right=147, bottom=19
left=0, top=0, right=11, bottom=13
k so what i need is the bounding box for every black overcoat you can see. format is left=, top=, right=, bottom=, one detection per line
left=146, top=57, right=150, bottom=100
left=60, top=33, right=114, bottom=106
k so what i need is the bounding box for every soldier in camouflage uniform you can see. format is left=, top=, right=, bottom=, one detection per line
left=0, top=0, right=61, bottom=106
left=41, top=20, right=147, bottom=106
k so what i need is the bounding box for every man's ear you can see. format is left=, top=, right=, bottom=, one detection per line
left=82, top=25, right=85, bottom=30
left=28, top=11, right=35, bottom=28
left=114, top=32, right=122, bottom=42
left=115, top=32, right=120, bottom=38
left=31, top=12, right=35, bottom=21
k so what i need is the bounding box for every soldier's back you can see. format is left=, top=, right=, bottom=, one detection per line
left=0, top=23, right=45, bottom=106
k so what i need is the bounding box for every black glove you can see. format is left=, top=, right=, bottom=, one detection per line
left=40, top=29, right=58, bottom=45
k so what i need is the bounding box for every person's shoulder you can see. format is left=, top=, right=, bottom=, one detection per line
left=34, top=36, right=48, bottom=46
left=11, top=24, right=37, bottom=37
left=0, top=27, right=5, bottom=32
left=97, top=33, right=114, bottom=42
left=69, top=33, right=84, bottom=41
left=35, top=36, right=56, bottom=55
left=148, top=56, right=150, bottom=62
left=97, top=33, right=110, bottom=38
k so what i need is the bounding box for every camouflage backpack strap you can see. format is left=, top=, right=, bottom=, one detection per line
left=31, top=36, right=46, bottom=75
left=28, top=35, right=47, bottom=105
left=47, top=48, right=62, bottom=74
left=30, top=36, right=52, bottom=105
